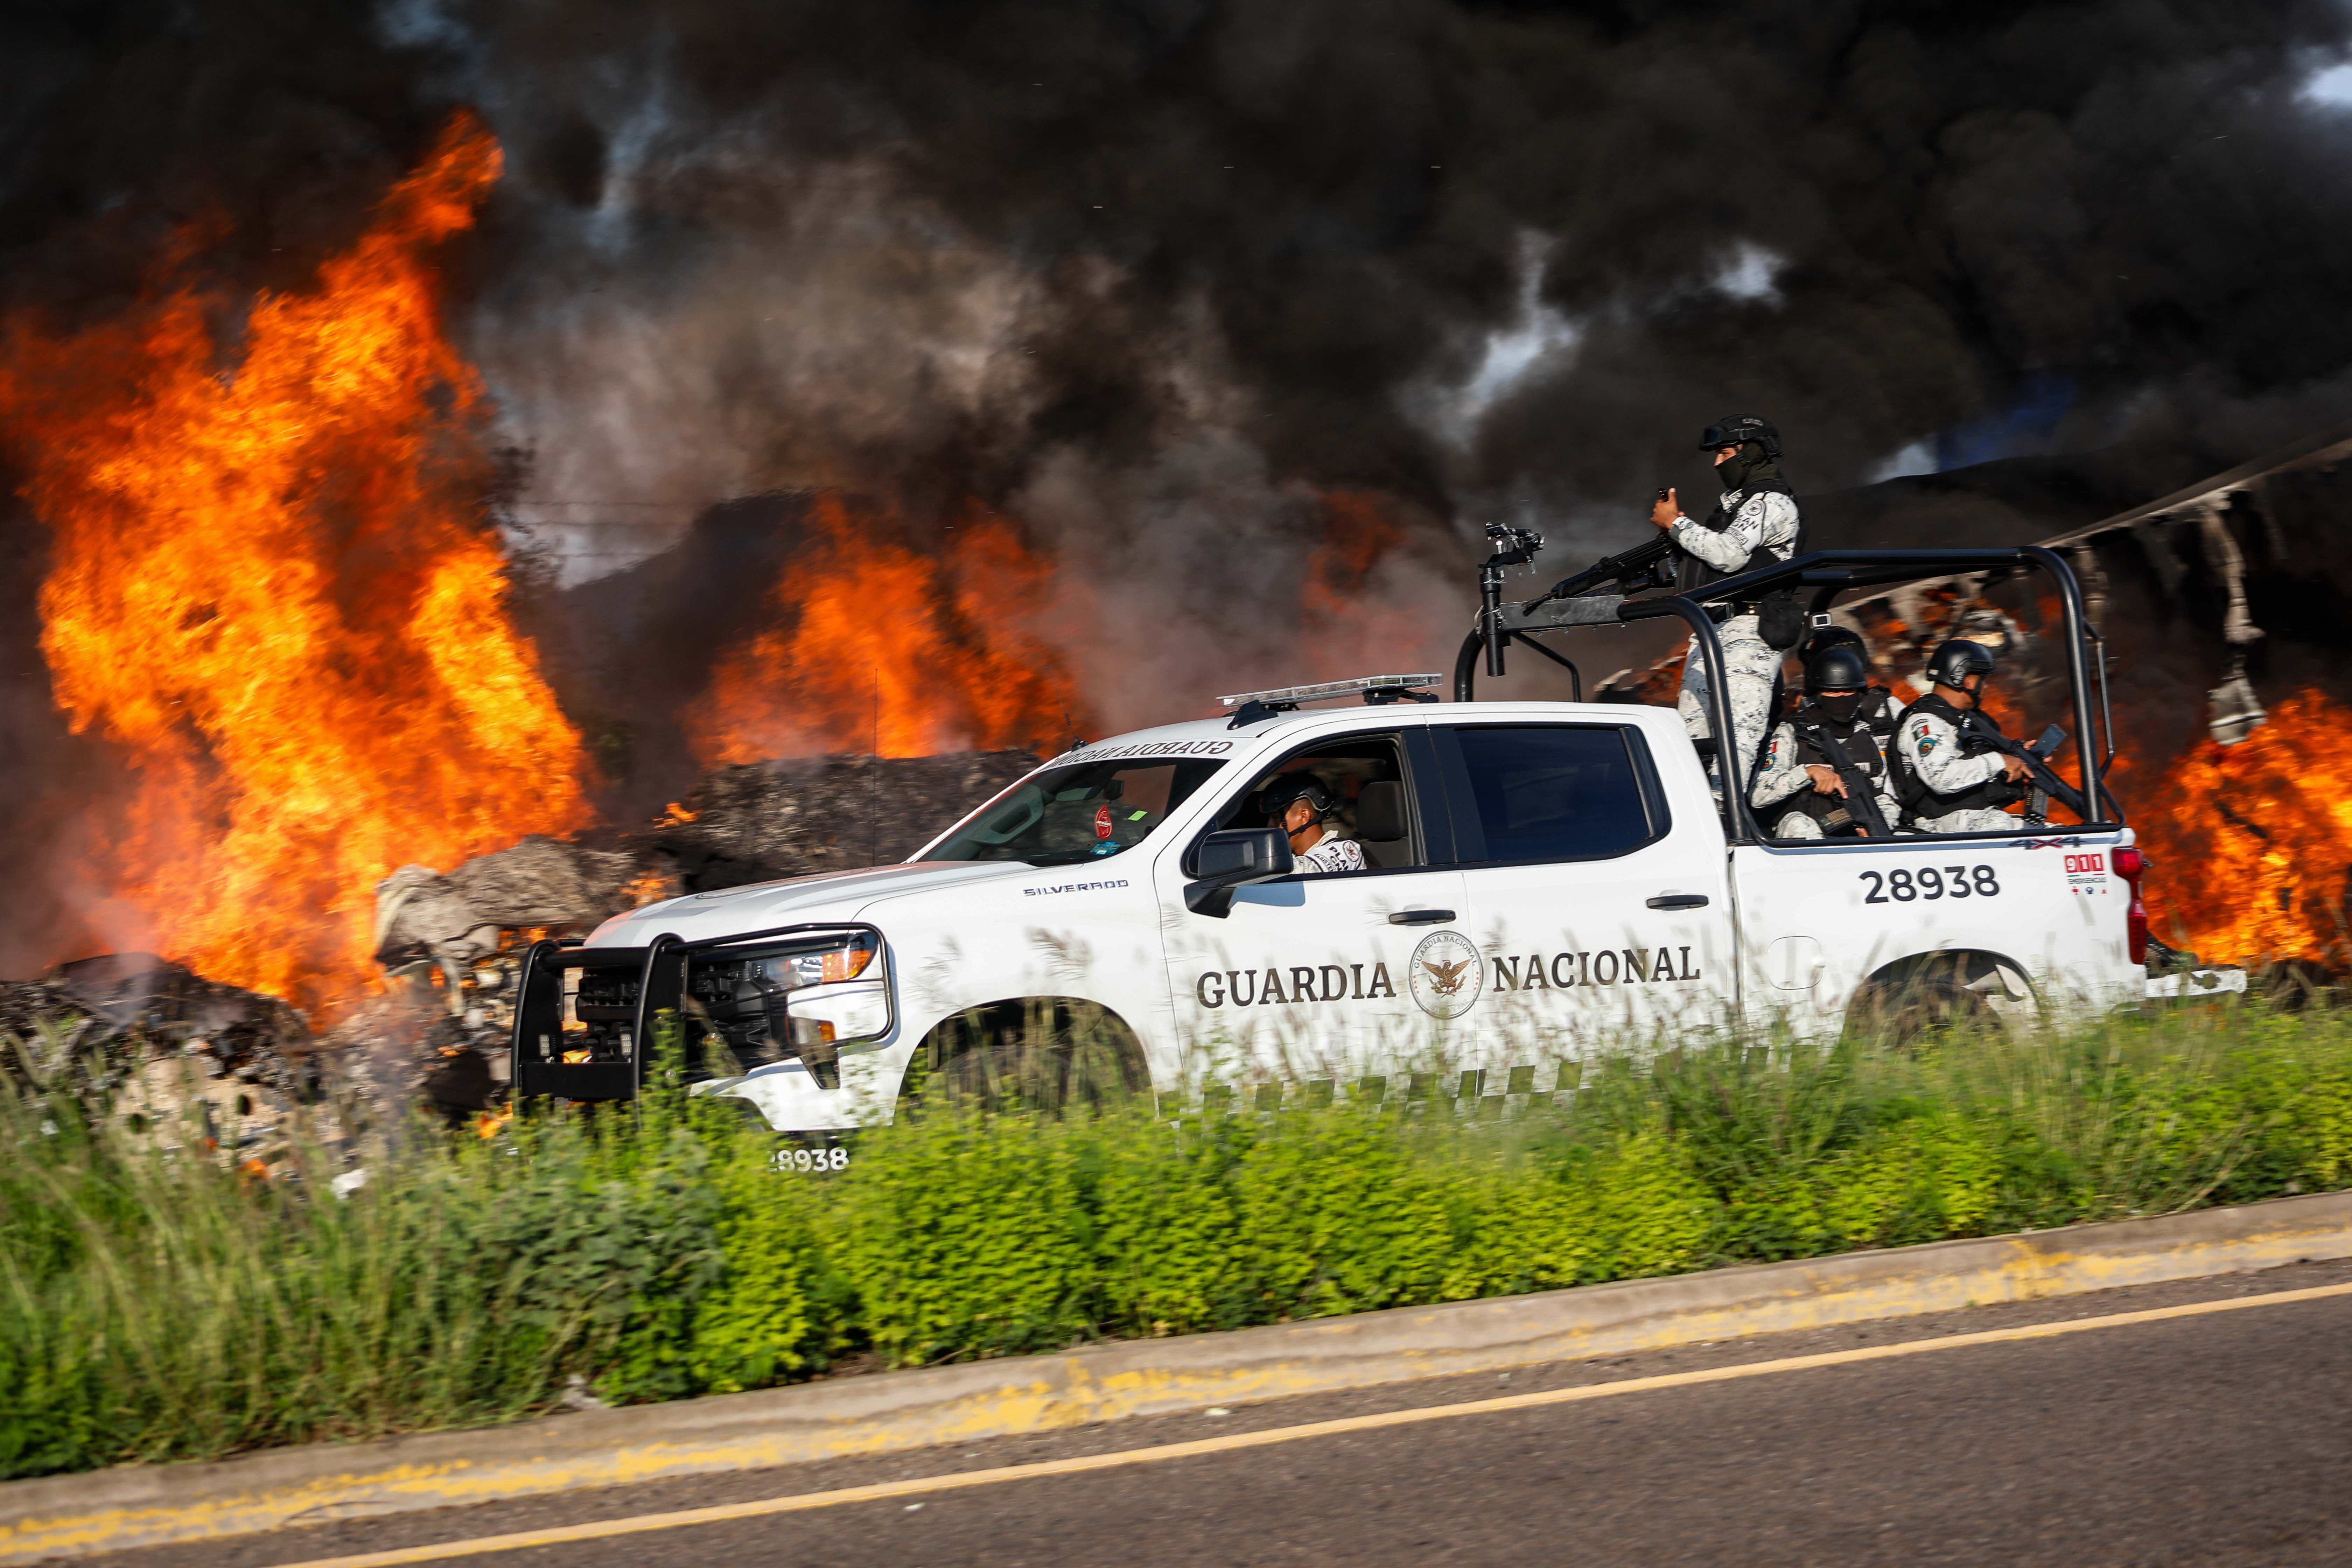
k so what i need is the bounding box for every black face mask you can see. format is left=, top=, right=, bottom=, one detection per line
left=1716, top=441, right=1778, bottom=494
left=1814, top=690, right=1863, bottom=723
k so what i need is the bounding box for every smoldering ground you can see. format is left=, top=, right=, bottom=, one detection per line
left=2, top=2, right=2352, bottom=969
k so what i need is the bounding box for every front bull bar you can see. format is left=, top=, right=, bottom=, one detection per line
left=511, top=922, right=891, bottom=1102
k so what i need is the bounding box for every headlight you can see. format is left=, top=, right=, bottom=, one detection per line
left=691, top=933, right=878, bottom=1005
left=788, top=932, right=878, bottom=988
left=683, top=930, right=891, bottom=1068
left=788, top=983, right=890, bottom=1047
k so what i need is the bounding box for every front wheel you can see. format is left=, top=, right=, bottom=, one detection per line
left=905, top=998, right=1149, bottom=1113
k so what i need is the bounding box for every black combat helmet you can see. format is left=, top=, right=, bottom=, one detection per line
left=1805, top=644, right=1871, bottom=694
left=1699, top=415, right=1780, bottom=459
left=1925, top=638, right=1998, bottom=690
left=1799, top=624, right=1867, bottom=664
left=1259, top=772, right=1335, bottom=820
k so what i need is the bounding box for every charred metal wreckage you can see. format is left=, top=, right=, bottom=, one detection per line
left=0, top=953, right=314, bottom=1159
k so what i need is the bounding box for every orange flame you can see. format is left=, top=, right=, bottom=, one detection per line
left=1292, top=488, right=1456, bottom=691
left=0, top=114, right=587, bottom=1008
left=2129, top=688, right=2352, bottom=967
left=1301, top=490, right=1409, bottom=618
left=687, top=493, right=1091, bottom=763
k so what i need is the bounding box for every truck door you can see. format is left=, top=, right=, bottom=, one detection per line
left=1433, top=719, right=1734, bottom=1058
left=1158, top=727, right=1465, bottom=1081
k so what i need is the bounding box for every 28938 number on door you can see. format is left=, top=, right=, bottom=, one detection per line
left=1859, top=866, right=2001, bottom=903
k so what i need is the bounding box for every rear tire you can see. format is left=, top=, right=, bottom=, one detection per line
left=1846, top=969, right=1994, bottom=1049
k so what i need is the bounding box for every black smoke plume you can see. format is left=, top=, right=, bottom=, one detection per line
left=5, top=0, right=2352, bottom=968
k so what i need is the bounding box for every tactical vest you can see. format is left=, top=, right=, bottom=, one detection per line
left=1892, top=691, right=2024, bottom=819
left=1675, top=476, right=1806, bottom=596
left=1857, top=685, right=1900, bottom=740
left=1783, top=707, right=1889, bottom=835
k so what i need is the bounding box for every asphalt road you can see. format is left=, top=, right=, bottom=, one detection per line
left=84, top=1258, right=2352, bottom=1568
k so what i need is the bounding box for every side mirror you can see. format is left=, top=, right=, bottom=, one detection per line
left=1183, top=828, right=1295, bottom=918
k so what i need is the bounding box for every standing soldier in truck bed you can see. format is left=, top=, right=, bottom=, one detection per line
left=1649, top=415, right=1805, bottom=798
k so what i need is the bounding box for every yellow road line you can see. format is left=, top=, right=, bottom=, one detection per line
left=265, top=1279, right=2352, bottom=1568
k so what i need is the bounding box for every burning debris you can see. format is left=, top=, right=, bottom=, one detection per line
left=6, top=953, right=310, bottom=1079
left=2128, top=692, right=2352, bottom=974
left=376, top=836, right=641, bottom=995
left=0, top=953, right=323, bottom=1166
left=0, top=115, right=591, bottom=1012
left=352, top=749, right=1041, bottom=1115
left=1, top=747, right=1040, bottom=1133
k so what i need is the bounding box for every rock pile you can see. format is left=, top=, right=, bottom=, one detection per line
left=368, top=749, right=1041, bottom=1113
left=635, top=749, right=1039, bottom=890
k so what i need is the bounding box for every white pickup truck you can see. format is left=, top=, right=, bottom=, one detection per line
left=511, top=547, right=2231, bottom=1134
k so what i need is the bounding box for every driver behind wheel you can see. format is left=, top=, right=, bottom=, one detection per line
left=1260, top=773, right=1365, bottom=874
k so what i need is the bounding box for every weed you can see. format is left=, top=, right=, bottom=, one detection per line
left=6, top=1001, right=2352, bottom=1479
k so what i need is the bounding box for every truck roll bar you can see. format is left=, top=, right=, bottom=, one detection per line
left=1454, top=546, right=2120, bottom=833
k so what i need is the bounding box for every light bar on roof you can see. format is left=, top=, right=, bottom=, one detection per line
left=1215, top=673, right=1447, bottom=710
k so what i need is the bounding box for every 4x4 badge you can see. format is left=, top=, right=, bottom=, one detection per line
left=1409, top=929, right=1483, bottom=1019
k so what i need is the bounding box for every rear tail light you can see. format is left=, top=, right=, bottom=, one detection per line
left=2114, top=846, right=2149, bottom=965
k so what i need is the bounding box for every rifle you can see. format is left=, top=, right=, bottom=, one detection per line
left=1797, top=721, right=1895, bottom=839
left=1518, top=492, right=1680, bottom=614
left=1955, top=714, right=2090, bottom=824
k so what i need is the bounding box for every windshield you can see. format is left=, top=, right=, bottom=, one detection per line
left=926, top=758, right=1227, bottom=866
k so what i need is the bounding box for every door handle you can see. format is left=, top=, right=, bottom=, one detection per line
left=1387, top=909, right=1457, bottom=926
left=1646, top=894, right=1709, bottom=910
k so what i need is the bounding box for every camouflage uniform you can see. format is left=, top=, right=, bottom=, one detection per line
left=1671, top=487, right=1801, bottom=796
left=1895, top=703, right=2017, bottom=833
left=1296, top=834, right=1365, bottom=874
left=1751, top=719, right=1904, bottom=840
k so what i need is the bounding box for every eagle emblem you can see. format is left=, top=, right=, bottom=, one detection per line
left=1420, top=956, right=1475, bottom=996
left=1407, top=929, right=1483, bottom=1019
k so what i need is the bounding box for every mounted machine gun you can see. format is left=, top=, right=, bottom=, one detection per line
left=1455, top=497, right=1684, bottom=702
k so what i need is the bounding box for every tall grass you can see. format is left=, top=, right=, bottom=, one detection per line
left=0, top=1035, right=834, bottom=1478
left=7, top=1002, right=2352, bottom=1480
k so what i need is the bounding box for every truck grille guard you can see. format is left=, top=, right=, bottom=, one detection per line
left=511, top=922, right=891, bottom=1103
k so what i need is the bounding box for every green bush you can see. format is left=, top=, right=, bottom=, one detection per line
left=0, top=1032, right=835, bottom=1476
left=10, top=1002, right=2352, bottom=1479
left=830, top=1108, right=1095, bottom=1364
